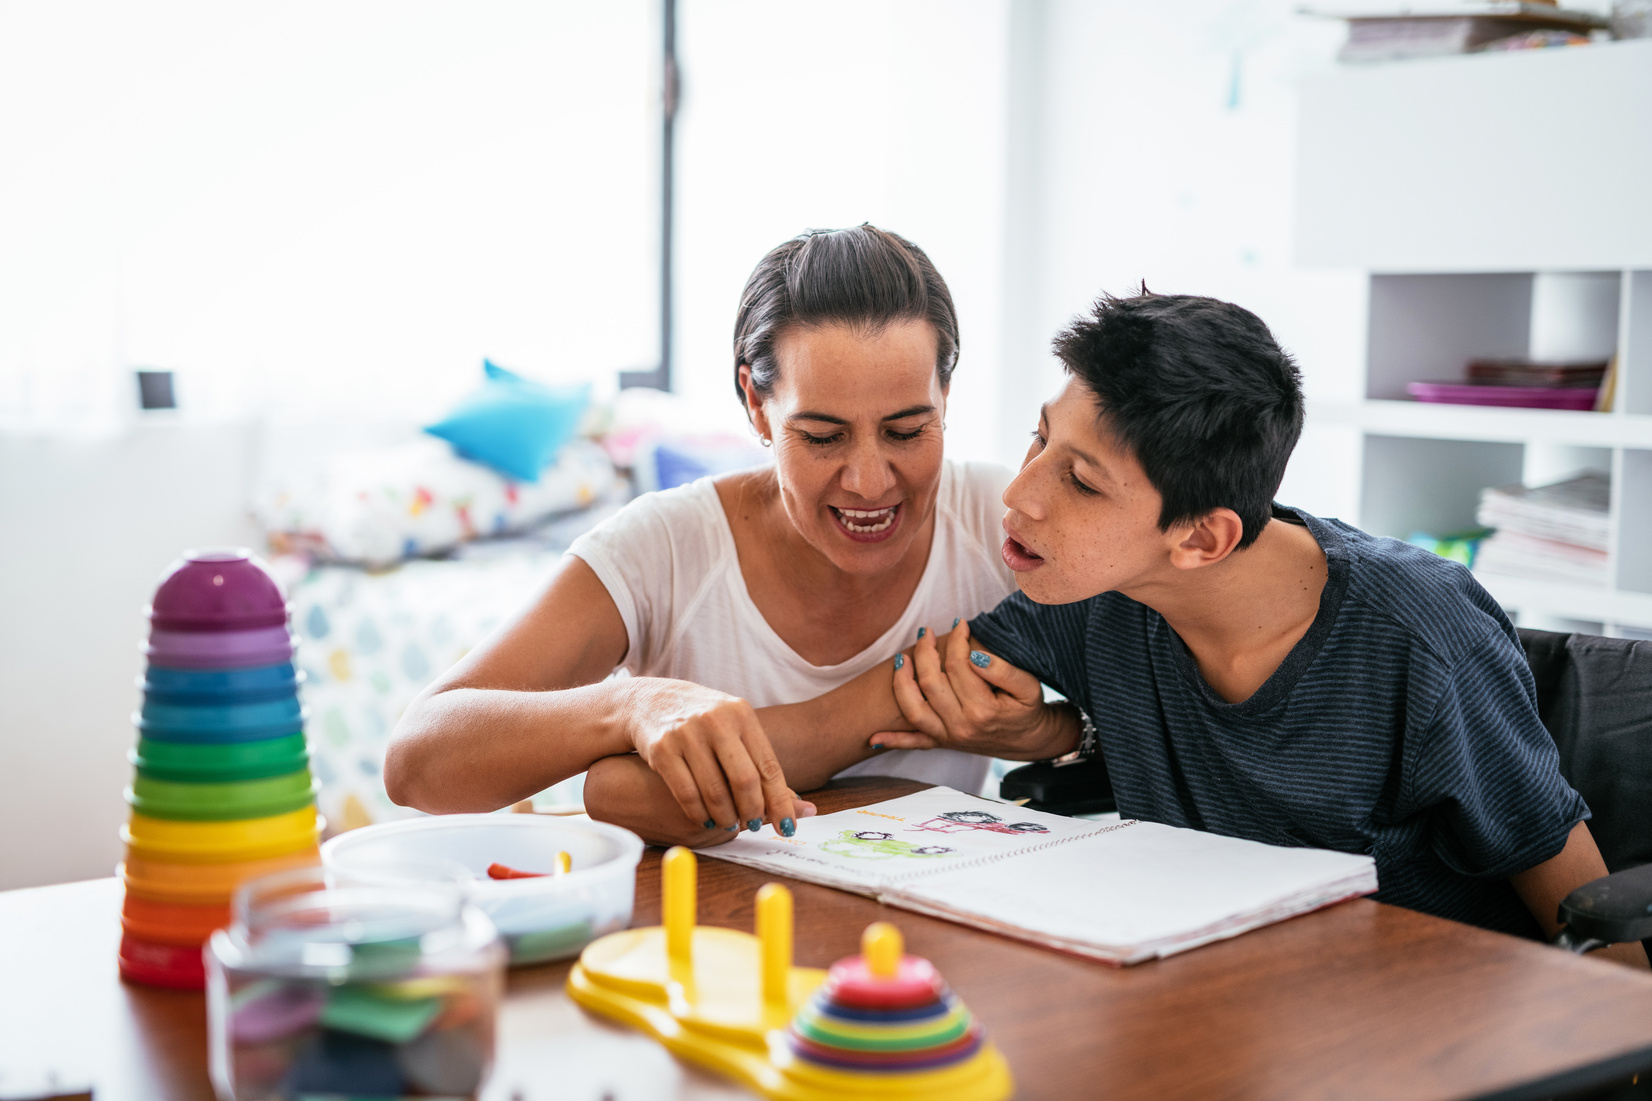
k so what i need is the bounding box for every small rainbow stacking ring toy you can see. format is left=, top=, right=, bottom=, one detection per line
left=116, top=549, right=322, bottom=990
left=568, top=847, right=1011, bottom=1101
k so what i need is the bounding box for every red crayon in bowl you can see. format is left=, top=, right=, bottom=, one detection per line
left=487, top=852, right=571, bottom=880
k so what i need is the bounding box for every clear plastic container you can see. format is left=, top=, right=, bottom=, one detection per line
left=322, top=814, right=644, bottom=965
left=206, top=866, right=505, bottom=1100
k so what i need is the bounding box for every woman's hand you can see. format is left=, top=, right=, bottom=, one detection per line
left=584, top=754, right=817, bottom=848
left=873, top=621, right=1081, bottom=760
left=617, top=677, right=804, bottom=835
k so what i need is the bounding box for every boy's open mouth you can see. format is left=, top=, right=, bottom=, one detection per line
left=1001, top=534, right=1044, bottom=571
left=830, top=503, right=900, bottom=542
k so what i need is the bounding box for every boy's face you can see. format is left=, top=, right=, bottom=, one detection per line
left=999, top=376, right=1180, bottom=604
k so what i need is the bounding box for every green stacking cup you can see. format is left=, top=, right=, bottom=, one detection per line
left=130, top=734, right=309, bottom=783
left=126, top=769, right=318, bottom=822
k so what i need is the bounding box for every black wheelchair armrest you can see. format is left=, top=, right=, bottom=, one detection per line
left=1552, top=862, right=1652, bottom=952
left=998, top=756, right=1117, bottom=816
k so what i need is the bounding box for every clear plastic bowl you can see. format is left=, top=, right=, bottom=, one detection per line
left=207, top=866, right=504, bottom=1101
left=321, top=814, right=644, bottom=965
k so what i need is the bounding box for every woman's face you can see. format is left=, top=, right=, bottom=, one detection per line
left=746, top=320, right=947, bottom=576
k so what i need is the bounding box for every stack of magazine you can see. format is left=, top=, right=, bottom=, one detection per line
left=1473, top=471, right=1610, bottom=587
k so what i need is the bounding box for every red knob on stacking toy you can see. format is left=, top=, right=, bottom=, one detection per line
left=787, top=923, right=984, bottom=1073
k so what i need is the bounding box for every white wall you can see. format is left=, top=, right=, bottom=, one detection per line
left=673, top=0, right=1014, bottom=460
left=0, top=420, right=261, bottom=890
left=1018, top=0, right=1367, bottom=519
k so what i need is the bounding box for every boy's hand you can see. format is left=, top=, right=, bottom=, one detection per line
left=873, top=620, right=1080, bottom=760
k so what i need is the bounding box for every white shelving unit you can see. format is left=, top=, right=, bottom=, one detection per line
left=1296, top=40, right=1652, bottom=635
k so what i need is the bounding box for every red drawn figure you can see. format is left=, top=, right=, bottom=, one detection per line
left=908, top=810, right=1049, bottom=836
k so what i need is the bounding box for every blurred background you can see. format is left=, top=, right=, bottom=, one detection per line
left=3, top=0, right=1647, bottom=890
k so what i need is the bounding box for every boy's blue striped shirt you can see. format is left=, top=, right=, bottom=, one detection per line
left=970, top=506, right=1587, bottom=938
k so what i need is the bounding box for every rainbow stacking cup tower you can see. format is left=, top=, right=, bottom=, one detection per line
left=118, top=550, right=322, bottom=990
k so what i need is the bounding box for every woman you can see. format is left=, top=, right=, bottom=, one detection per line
left=384, top=225, right=1015, bottom=845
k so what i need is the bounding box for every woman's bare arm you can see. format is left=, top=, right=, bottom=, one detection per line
left=384, top=556, right=911, bottom=830
left=386, top=556, right=811, bottom=831
left=579, top=647, right=930, bottom=846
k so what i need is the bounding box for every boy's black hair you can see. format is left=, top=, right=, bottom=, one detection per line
left=1052, top=289, right=1303, bottom=549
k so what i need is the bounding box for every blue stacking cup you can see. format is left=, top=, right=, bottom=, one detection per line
left=140, top=663, right=304, bottom=703
left=135, top=694, right=306, bottom=744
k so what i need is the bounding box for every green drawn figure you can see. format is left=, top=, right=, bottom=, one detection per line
left=818, top=829, right=957, bottom=861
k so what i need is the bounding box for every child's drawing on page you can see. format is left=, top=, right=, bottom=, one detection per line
left=819, top=830, right=958, bottom=860
left=909, top=809, right=1049, bottom=837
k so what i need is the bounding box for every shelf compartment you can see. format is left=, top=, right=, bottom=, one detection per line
left=1474, top=572, right=1652, bottom=633
left=1312, top=401, right=1652, bottom=450
left=1359, top=434, right=1521, bottom=542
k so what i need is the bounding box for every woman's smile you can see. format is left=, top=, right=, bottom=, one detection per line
left=830, top=503, right=902, bottom=542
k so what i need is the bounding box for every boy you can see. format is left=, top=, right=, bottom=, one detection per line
left=873, top=291, right=1645, bottom=966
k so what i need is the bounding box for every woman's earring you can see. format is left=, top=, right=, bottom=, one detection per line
left=760, top=437, right=772, bottom=448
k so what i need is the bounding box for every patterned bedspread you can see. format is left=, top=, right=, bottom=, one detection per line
left=287, top=505, right=619, bottom=832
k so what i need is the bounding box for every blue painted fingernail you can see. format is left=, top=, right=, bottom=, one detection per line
left=952, top=617, right=960, bottom=629
left=871, top=743, right=883, bottom=750
left=725, top=824, right=738, bottom=832
left=970, top=650, right=991, bottom=668
left=747, top=818, right=761, bottom=833
left=894, top=653, right=905, bottom=670
left=703, top=819, right=716, bottom=829
left=781, top=817, right=795, bottom=837
left=917, top=626, right=926, bottom=639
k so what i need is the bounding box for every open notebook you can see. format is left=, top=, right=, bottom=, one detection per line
left=705, top=787, right=1378, bottom=965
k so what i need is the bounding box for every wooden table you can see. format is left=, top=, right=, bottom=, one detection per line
left=4, top=776, right=1652, bottom=1101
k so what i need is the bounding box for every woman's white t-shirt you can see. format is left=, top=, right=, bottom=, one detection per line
left=567, top=461, right=1018, bottom=793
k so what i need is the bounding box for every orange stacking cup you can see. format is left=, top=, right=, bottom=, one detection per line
left=120, top=895, right=232, bottom=946
left=120, top=848, right=321, bottom=906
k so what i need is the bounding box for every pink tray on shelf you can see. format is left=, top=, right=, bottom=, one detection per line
left=1406, top=381, right=1600, bottom=411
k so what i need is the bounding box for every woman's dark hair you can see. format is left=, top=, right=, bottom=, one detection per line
left=732, top=225, right=959, bottom=407
left=1051, top=289, right=1304, bottom=549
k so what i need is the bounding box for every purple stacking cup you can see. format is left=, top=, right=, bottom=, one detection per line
left=147, top=549, right=289, bottom=633
left=144, top=627, right=298, bottom=671
left=143, top=550, right=297, bottom=670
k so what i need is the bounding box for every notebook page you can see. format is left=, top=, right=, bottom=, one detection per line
left=889, top=819, right=1378, bottom=964
left=707, top=786, right=1110, bottom=895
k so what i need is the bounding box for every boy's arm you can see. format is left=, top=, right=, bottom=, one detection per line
left=583, top=622, right=1072, bottom=845
left=865, top=621, right=1083, bottom=759
left=1509, top=821, right=1650, bottom=969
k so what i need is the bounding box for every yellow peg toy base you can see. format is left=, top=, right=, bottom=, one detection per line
left=568, top=848, right=1012, bottom=1101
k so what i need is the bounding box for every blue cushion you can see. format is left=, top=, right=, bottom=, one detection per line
left=424, top=360, right=590, bottom=482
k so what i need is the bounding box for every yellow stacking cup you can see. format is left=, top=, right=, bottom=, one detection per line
left=122, top=806, right=323, bottom=864
left=120, top=848, right=322, bottom=905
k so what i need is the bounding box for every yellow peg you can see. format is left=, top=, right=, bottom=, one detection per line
left=756, top=883, right=793, bottom=1008
left=863, top=921, right=903, bottom=978
left=663, top=846, right=696, bottom=965
left=555, top=851, right=572, bottom=875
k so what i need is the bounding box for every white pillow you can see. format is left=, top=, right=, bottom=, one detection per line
left=259, top=437, right=617, bottom=565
